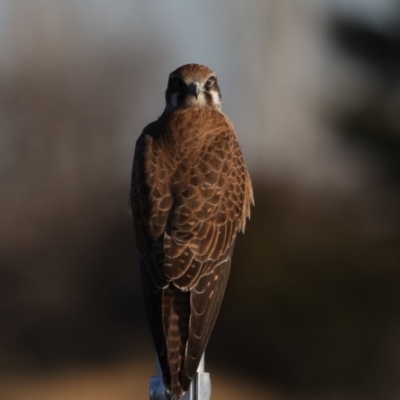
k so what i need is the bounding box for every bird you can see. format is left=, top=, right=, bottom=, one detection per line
left=130, top=63, right=254, bottom=400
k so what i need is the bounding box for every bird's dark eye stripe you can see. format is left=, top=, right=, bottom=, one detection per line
left=170, top=77, right=185, bottom=89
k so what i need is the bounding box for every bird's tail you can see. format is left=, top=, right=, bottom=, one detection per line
left=168, top=384, right=185, bottom=400
left=162, top=285, right=190, bottom=399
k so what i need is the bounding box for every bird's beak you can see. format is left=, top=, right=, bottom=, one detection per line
left=188, top=82, right=201, bottom=99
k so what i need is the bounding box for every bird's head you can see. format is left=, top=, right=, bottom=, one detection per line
left=165, top=64, right=222, bottom=112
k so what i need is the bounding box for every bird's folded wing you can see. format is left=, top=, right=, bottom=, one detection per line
left=163, top=129, right=246, bottom=289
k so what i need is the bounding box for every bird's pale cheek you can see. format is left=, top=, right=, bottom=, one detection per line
left=209, top=91, right=221, bottom=109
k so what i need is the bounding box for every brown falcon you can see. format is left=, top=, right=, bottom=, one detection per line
left=130, top=63, right=253, bottom=400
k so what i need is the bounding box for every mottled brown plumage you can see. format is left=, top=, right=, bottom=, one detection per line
left=130, top=64, right=253, bottom=400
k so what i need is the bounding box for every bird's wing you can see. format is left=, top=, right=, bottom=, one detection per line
left=164, top=128, right=247, bottom=288
left=131, top=128, right=173, bottom=285
left=163, top=128, right=250, bottom=390
left=130, top=128, right=175, bottom=387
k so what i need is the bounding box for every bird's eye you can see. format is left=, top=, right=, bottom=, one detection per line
left=170, top=77, right=185, bottom=90
left=205, top=76, right=216, bottom=88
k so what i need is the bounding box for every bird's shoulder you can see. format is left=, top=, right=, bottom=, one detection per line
left=139, top=118, right=164, bottom=141
left=136, top=110, right=236, bottom=163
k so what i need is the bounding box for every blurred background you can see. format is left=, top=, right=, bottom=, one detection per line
left=0, top=1, right=399, bottom=399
